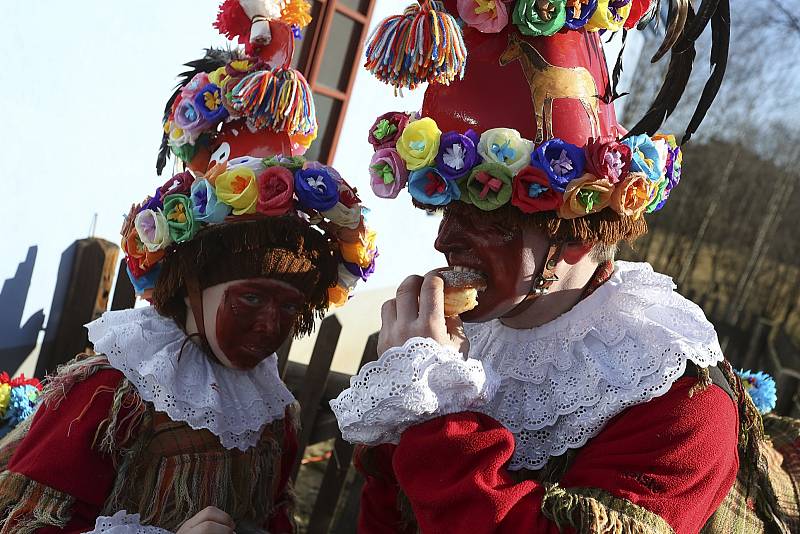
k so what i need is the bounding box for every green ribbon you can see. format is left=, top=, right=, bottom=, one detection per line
left=373, top=119, right=398, bottom=141
left=577, top=189, right=601, bottom=213
left=371, top=162, right=395, bottom=184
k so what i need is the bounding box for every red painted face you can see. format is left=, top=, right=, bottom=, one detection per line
left=213, top=279, right=304, bottom=369
left=435, top=204, right=547, bottom=321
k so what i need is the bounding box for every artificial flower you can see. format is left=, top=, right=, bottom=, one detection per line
left=336, top=178, right=362, bottom=208
left=368, top=112, right=410, bottom=150
left=408, top=167, right=462, bottom=206
left=513, top=0, right=567, bottom=37
left=586, top=0, right=632, bottom=32
left=624, top=0, right=652, bottom=29
left=216, top=167, right=259, bottom=215
left=173, top=99, right=208, bottom=140
left=610, top=171, right=656, bottom=220
left=585, top=137, right=632, bottom=184
left=462, top=163, right=514, bottom=211
left=158, top=171, right=194, bottom=198
left=0, top=383, right=10, bottom=418
left=123, top=229, right=165, bottom=278
left=436, top=130, right=480, bottom=180
left=163, top=195, right=198, bottom=243
left=135, top=209, right=173, bottom=252
left=511, top=165, right=564, bottom=213
left=282, top=0, right=313, bottom=28
left=457, top=0, right=510, bottom=33
left=558, top=173, right=614, bottom=219
left=645, top=176, right=668, bottom=213
left=141, top=192, right=163, bottom=213
left=370, top=149, right=409, bottom=199
left=565, top=0, right=598, bottom=29
left=735, top=369, right=777, bottom=415
left=477, top=128, right=534, bottom=174
left=324, top=203, right=362, bottom=229
left=295, top=167, right=340, bottom=211
left=396, top=118, right=442, bottom=171
left=344, top=255, right=377, bottom=282
left=126, top=262, right=162, bottom=296
left=181, top=73, right=211, bottom=99
left=622, top=134, right=662, bottom=182
left=531, top=138, right=586, bottom=192
left=208, top=66, right=229, bottom=87
left=227, top=156, right=269, bottom=174
left=256, top=166, right=295, bottom=216
left=304, top=161, right=344, bottom=185
left=191, top=179, right=231, bottom=224
left=264, top=155, right=307, bottom=171
left=3, top=385, right=40, bottom=428
left=195, top=83, right=229, bottom=123
left=340, top=228, right=378, bottom=267
left=328, top=285, right=350, bottom=307
left=337, top=264, right=362, bottom=292
left=167, top=122, right=190, bottom=148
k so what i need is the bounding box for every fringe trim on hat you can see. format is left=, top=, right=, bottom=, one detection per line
left=152, top=216, right=338, bottom=337
left=541, top=485, right=675, bottom=534
left=0, top=471, right=75, bottom=534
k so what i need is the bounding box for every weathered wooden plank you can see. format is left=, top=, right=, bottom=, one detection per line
left=307, top=333, right=378, bottom=534
left=110, top=259, right=136, bottom=311
left=291, top=315, right=342, bottom=480
left=276, top=336, right=293, bottom=379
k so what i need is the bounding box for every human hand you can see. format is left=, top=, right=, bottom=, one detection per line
left=378, top=271, right=469, bottom=356
left=176, top=507, right=235, bottom=534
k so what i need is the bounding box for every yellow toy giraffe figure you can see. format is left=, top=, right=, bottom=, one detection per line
left=500, top=32, right=601, bottom=143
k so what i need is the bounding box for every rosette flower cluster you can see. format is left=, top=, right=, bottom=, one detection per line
left=366, top=112, right=680, bottom=221
left=0, top=373, right=42, bottom=438
left=453, top=0, right=648, bottom=34
left=122, top=156, right=377, bottom=306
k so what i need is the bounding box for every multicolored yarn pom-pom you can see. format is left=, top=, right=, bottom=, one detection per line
left=364, top=1, right=467, bottom=91
left=735, top=369, right=778, bottom=415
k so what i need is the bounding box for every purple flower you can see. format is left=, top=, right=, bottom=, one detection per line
left=294, top=168, right=340, bottom=211
left=435, top=130, right=480, bottom=180
left=344, top=252, right=377, bottom=281
left=565, top=0, right=599, bottom=29
left=140, top=190, right=163, bottom=212
left=531, top=138, right=586, bottom=193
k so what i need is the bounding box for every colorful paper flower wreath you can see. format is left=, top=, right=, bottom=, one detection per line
left=0, top=373, right=42, bottom=438
left=123, top=156, right=378, bottom=307
left=366, top=112, right=681, bottom=221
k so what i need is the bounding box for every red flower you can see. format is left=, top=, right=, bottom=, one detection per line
left=624, top=0, right=652, bottom=29
left=511, top=166, right=563, bottom=214
left=585, top=138, right=632, bottom=184
left=158, top=171, right=194, bottom=199
left=257, top=166, right=295, bottom=216
left=9, top=374, right=41, bottom=389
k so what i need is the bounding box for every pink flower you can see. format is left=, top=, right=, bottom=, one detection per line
left=585, top=137, right=632, bottom=185
left=370, top=149, right=409, bottom=199
left=457, top=0, right=511, bottom=33
left=256, top=166, right=295, bottom=216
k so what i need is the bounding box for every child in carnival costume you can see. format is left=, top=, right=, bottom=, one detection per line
left=0, top=2, right=378, bottom=533
left=331, top=1, right=800, bottom=532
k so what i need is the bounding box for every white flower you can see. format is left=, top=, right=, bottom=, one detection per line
left=135, top=209, right=173, bottom=252
left=477, top=128, right=534, bottom=174
left=443, top=144, right=467, bottom=171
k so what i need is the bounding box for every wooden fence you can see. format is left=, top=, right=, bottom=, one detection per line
left=0, top=239, right=372, bottom=532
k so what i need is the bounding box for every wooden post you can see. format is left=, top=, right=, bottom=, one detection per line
left=292, top=315, right=342, bottom=480
left=110, top=259, right=136, bottom=311
left=36, top=239, right=118, bottom=377
left=276, top=336, right=294, bottom=379
left=307, top=333, right=379, bottom=534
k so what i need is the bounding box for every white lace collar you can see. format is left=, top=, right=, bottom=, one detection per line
left=86, top=306, right=296, bottom=451
left=465, top=261, right=724, bottom=471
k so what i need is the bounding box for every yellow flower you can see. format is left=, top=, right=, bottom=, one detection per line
left=208, top=66, right=228, bottom=87
left=586, top=0, right=631, bottom=32
left=340, top=228, right=378, bottom=267
left=0, top=383, right=10, bottom=417
left=610, top=172, right=657, bottom=220
left=396, top=118, right=442, bottom=171
left=328, top=285, right=350, bottom=308
left=558, top=173, right=615, bottom=219
left=216, top=167, right=259, bottom=215
left=204, top=90, right=222, bottom=111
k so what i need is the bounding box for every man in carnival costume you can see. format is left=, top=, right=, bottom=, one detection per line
left=0, top=1, right=378, bottom=533
left=332, top=1, right=800, bottom=532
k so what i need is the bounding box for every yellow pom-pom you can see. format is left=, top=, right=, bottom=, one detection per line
left=282, top=0, right=312, bottom=28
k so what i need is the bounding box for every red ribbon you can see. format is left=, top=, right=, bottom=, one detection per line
left=424, top=171, right=447, bottom=197
left=475, top=171, right=503, bottom=199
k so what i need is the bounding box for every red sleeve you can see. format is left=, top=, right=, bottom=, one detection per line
left=390, top=377, right=739, bottom=534
left=267, top=412, right=300, bottom=534
left=5, top=369, right=128, bottom=533
left=354, top=444, right=416, bottom=534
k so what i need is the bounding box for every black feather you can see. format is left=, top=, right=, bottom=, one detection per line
left=627, top=4, right=698, bottom=137
left=610, top=30, right=630, bottom=103
left=156, top=48, right=244, bottom=175
left=651, top=0, right=689, bottom=62
left=682, top=0, right=730, bottom=143
left=682, top=0, right=720, bottom=41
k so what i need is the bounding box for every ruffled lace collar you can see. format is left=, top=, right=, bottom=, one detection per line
left=465, top=261, right=723, bottom=471
left=86, top=306, right=296, bottom=451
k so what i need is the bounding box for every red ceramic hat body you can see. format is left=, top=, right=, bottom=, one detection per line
left=422, top=19, right=621, bottom=146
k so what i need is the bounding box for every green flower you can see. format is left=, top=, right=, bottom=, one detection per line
left=513, top=0, right=567, bottom=37
left=645, top=176, right=668, bottom=214
left=373, top=119, right=398, bottom=141
left=163, top=194, right=198, bottom=243
left=461, top=163, right=514, bottom=211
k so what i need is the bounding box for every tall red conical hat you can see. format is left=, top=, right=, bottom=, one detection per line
left=364, top=0, right=729, bottom=244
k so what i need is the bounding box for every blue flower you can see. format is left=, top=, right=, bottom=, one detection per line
left=735, top=369, right=777, bottom=415
left=531, top=138, right=586, bottom=193
left=126, top=263, right=162, bottom=296
left=408, top=167, right=461, bottom=206
left=191, top=179, right=231, bottom=224
left=622, top=135, right=662, bottom=182
left=194, top=84, right=229, bottom=123
left=565, top=0, right=599, bottom=29
left=3, top=385, right=40, bottom=428
left=294, top=167, right=340, bottom=211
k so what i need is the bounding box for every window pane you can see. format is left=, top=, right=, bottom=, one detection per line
left=305, top=93, right=342, bottom=163
left=337, top=0, right=371, bottom=13
left=316, top=12, right=363, bottom=92
left=291, top=0, right=323, bottom=71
